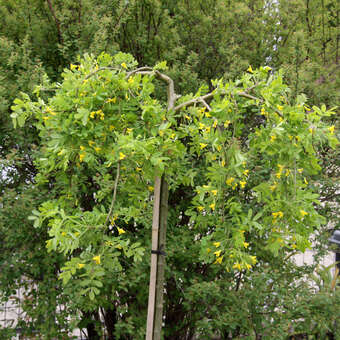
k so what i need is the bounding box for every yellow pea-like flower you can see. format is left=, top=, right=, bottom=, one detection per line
left=214, top=250, right=221, bottom=257
left=78, top=263, right=85, bottom=269
left=117, top=227, right=126, bottom=235
left=213, top=242, right=221, bottom=247
left=92, top=255, right=101, bottom=264
left=214, top=256, right=223, bottom=264
left=300, top=210, right=308, bottom=217
left=119, top=152, right=126, bottom=160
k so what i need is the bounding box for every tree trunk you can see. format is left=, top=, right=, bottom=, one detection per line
left=146, top=176, right=169, bottom=340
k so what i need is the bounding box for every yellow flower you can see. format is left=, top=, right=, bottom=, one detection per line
left=309, top=128, right=313, bottom=134
left=75, top=232, right=80, bottom=237
left=92, top=255, right=101, bottom=264
left=79, top=153, right=85, bottom=162
left=297, top=168, right=303, bottom=173
left=94, top=147, right=101, bottom=153
left=200, top=143, right=207, bottom=149
left=121, top=62, right=127, bottom=69
left=119, top=152, right=126, bottom=160
left=329, top=125, right=335, bottom=134
left=270, top=183, right=277, bottom=191
left=275, top=172, right=281, bottom=179
left=277, top=105, right=283, bottom=111
left=247, top=65, right=253, bottom=73
left=199, top=122, right=205, bottom=130
left=207, top=248, right=211, bottom=253
left=285, top=169, right=290, bottom=177
left=205, top=126, right=211, bottom=133
left=213, top=242, right=221, bottom=247
left=136, top=167, right=142, bottom=172
left=233, top=262, right=241, bottom=270
left=88, top=140, right=95, bottom=146
left=211, top=189, right=218, bottom=196
left=205, top=112, right=211, bottom=118
left=304, top=105, right=311, bottom=111
left=300, top=210, right=308, bottom=217
left=148, top=186, right=154, bottom=192
left=90, top=111, right=96, bottom=119
left=117, top=227, right=126, bottom=235
left=70, top=64, right=77, bottom=70
left=243, top=242, right=249, bottom=248
left=288, top=135, right=293, bottom=140
left=245, top=263, right=252, bottom=270
left=127, top=128, right=133, bottom=133
left=304, top=177, right=308, bottom=185
left=270, top=135, right=276, bottom=142
left=213, top=120, right=218, bottom=128
left=128, top=76, right=134, bottom=84
left=251, top=256, right=257, bottom=264
left=226, top=177, right=234, bottom=186
left=78, top=263, right=85, bottom=269
left=296, top=136, right=301, bottom=142
left=209, top=202, right=215, bottom=210
left=61, top=231, right=66, bottom=236
left=197, top=206, right=204, bottom=212
left=106, top=97, right=117, bottom=103
left=240, top=181, right=246, bottom=189
left=272, top=211, right=283, bottom=219
left=232, top=183, right=238, bottom=190
left=243, top=169, right=249, bottom=176
left=214, top=250, right=221, bottom=257
left=224, top=120, right=231, bottom=128
left=214, top=256, right=223, bottom=264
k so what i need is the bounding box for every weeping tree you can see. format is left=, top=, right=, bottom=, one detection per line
left=11, top=52, right=338, bottom=339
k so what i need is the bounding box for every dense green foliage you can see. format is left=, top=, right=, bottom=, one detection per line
left=0, top=1, right=339, bottom=339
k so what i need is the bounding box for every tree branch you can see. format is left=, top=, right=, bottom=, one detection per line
left=105, top=161, right=121, bottom=226
left=46, top=0, right=63, bottom=44
left=85, top=67, right=119, bottom=80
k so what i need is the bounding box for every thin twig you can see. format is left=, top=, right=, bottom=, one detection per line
left=200, top=98, right=212, bottom=111
left=85, top=67, right=119, bottom=80
left=174, top=92, right=216, bottom=112
left=105, top=161, right=121, bottom=226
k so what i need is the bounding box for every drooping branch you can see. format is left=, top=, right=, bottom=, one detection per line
left=105, top=161, right=121, bottom=226
left=200, top=98, right=211, bottom=111
left=174, top=92, right=216, bottom=112
left=126, top=68, right=177, bottom=110
left=85, top=67, right=119, bottom=80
